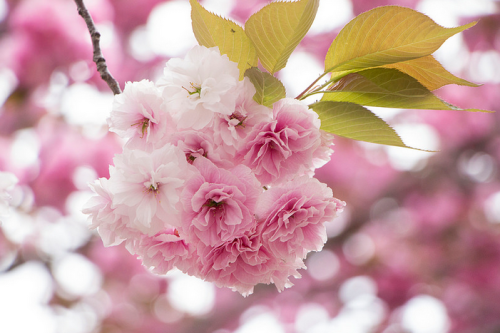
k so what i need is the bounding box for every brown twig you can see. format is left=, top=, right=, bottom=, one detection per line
left=74, top=0, right=122, bottom=95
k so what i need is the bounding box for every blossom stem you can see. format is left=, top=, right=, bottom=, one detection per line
left=295, top=71, right=329, bottom=100
left=73, top=0, right=122, bottom=95
left=297, top=72, right=349, bottom=100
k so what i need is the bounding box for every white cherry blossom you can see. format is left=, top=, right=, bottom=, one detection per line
left=108, top=144, right=196, bottom=235
left=108, top=80, right=172, bottom=151
left=157, top=45, right=240, bottom=130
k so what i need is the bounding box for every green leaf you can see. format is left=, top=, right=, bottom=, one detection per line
left=325, top=6, right=476, bottom=76
left=245, top=0, right=319, bottom=74
left=190, top=0, right=257, bottom=79
left=311, top=101, right=422, bottom=149
left=244, top=67, right=286, bottom=107
left=383, top=55, right=480, bottom=91
left=322, top=68, right=485, bottom=111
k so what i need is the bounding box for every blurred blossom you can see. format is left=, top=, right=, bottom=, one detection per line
left=309, top=0, right=353, bottom=34
left=339, top=276, right=378, bottom=304
left=385, top=123, right=440, bottom=171
left=202, top=0, right=235, bottom=18
left=10, top=128, right=40, bottom=169
left=167, top=270, right=215, bottom=316
left=0, top=0, right=7, bottom=22
left=60, top=83, right=113, bottom=131
left=153, top=295, right=184, bottom=324
left=0, top=68, right=18, bottom=108
left=343, top=233, right=375, bottom=266
left=146, top=1, right=197, bottom=57
left=52, top=252, right=103, bottom=299
left=295, top=303, right=330, bottom=333
left=0, top=262, right=56, bottom=333
left=458, top=151, right=496, bottom=183
left=401, top=295, right=450, bottom=333
left=469, top=50, right=500, bottom=83
left=330, top=295, right=386, bottom=333
left=484, top=191, right=500, bottom=224
left=0, top=170, right=17, bottom=218
left=1, top=210, right=36, bottom=244
left=307, top=250, right=340, bottom=281
left=237, top=307, right=284, bottom=333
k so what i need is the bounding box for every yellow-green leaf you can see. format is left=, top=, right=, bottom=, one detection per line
left=245, top=0, right=319, bottom=74
left=244, top=67, right=286, bottom=107
left=383, top=55, right=480, bottom=91
left=322, top=68, right=481, bottom=111
left=190, top=0, right=257, bottom=79
left=325, top=6, right=476, bottom=76
left=311, top=101, right=421, bottom=149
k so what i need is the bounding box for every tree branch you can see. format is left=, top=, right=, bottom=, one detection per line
left=74, top=0, right=122, bottom=95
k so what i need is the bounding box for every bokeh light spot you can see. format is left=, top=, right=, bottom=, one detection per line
left=147, top=1, right=197, bottom=57
left=401, top=295, right=450, bottom=333
left=343, top=233, right=375, bottom=266
left=339, top=276, right=378, bottom=304
left=167, top=270, right=215, bottom=316
left=307, top=250, right=340, bottom=281
left=484, top=191, right=500, bottom=224
left=53, top=253, right=103, bottom=299
left=295, top=303, right=330, bottom=333
left=309, top=0, right=352, bottom=34
left=385, top=124, right=440, bottom=171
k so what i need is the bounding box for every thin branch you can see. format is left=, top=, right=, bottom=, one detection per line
left=74, top=0, right=122, bottom=95
left=296, top=71, right=327, bottom=100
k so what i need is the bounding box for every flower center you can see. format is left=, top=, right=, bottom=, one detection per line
left=185, top=150, right=207, bottom=164
left=205, top=199, right=224, bottom=208
left=131, top=118, right=149, bottom=138
left=229, top=111, right=247, bottom=128
left=144, top=180, right=160, bottom=196
left=183, top=82, right=202, bottom=97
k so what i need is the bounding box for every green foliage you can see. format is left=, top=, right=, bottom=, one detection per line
left=189, top=1, right=487, bottom=150
left=190, top=0, right=257, bottom=79
left=311, top=101, right=424, bottom=149
left=384, top=55, right=479, bottom=91
left=245, top=0, right=319, bottom=74
left=321, top=68, right=472, bottom=110
left=244, top=67, right=286, bottom=107
left=324, top=6, right=475, bottom=78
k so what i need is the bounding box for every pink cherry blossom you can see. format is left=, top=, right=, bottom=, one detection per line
left=132, top=228, right=195, bottom=275
left=108, top=80, right=172, bottom=151
left=169, top=130, right=232, bottom=168
left=256, top=176, right=345, bottom=262
left=240, top=98, right=323, bottom=185
left=180, top=157, right=261, bottom=248
left=191, top=223, right=276, bottom=296
left=83, top=177, right=138, bottom=247
left=157, top=45, right=240, bottom=130
left=312, top=130, right=335, bottom=170
left=213, top=78, right=273, bottom=157
left=108, top=144, right=195, bottom=235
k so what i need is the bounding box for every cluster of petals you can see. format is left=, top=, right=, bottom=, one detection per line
left=84, top=45, right=345, bottom=295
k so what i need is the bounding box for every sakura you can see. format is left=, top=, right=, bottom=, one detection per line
left=157, top=45, right=241, bottom=130
left=84, top=45, right=344, bottom=295
left=107, top=79, right=171, bottom=151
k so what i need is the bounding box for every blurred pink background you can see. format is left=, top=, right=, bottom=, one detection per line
left=0, top=0, right=499, bottom=332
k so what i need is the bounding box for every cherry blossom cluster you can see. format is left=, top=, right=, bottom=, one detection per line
left=83, top=45, right=345, bottom=295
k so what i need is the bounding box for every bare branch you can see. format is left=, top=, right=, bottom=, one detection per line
left=74, top=0, right=122, bottom=95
